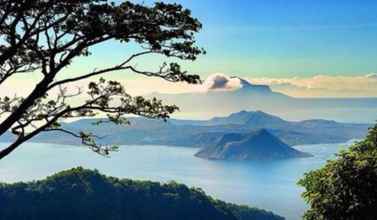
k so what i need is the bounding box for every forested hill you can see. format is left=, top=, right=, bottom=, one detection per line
left=0, top=167, right=284, bottom=220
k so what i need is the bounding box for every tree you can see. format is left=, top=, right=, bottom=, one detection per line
left=298, top=124, right=377, bottom=220
left=0, top=0, right=204, bottom=159
left=0, top=167, right=284, bottom=220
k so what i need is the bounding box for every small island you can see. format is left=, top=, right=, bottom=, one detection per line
left=195, top=129, right=311, bottom=160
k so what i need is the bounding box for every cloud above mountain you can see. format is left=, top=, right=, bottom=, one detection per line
left=250, top=74, right=377, bottom=97
left=202, top=74, right=242, bottom=91
left=198, top=73, right=377, bottom=97
left=2, top=73, right=376, bottom=98
left=121, top=73, right=377, bottom=97
left=366, top=73, right=377, bottom=79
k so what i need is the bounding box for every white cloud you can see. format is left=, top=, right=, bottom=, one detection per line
left=202, top=74, right=242, bottom=91
left=123, top=73, right=377, bottom=97
left=1, top=73, right=377, bottom=98
left=249, top=74, right=377, bottom=97
left=366, top=73, right=377, bottom=79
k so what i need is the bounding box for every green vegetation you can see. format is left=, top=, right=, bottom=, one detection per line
left=299, top=124, right=377, bottom=220
left=0, top=167, right=283, bottom=220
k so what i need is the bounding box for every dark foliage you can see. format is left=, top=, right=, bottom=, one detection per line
left=299, top=124, right=377, bottom=220
left=0, top=0, right=204, bottom=159
left=0, top=167, right=283, bottom=220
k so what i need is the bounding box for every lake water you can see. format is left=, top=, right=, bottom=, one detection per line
left=0, top=142, right=351, bottom=220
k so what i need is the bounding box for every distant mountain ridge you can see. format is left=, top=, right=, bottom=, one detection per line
left=150, top=76, right=377, bottom=123
left=196, top=129, right=311, bottom=160
left=204, top=111, right=288, bottom=127
left=233, top=77, right=278, bottom=95
left=0, top=111, right=369, bottom=148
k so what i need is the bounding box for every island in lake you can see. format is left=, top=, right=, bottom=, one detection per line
left=196, top=129, right=311, bottom=160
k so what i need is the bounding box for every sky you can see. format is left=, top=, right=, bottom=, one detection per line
left=105, top=0, right=377, bottom=77
left=180, top=0, right=377, bottom=77
left=7, top=0, right=377, bottom=97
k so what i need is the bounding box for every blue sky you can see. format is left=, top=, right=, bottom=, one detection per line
left=4, top=1, right=377, bottom=99
left=51, top=0, right=377, bottom=98
left=110, top=0, right=377, bottom=78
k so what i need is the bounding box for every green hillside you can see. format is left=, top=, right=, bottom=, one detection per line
left=0, top=167, right=284, bottom=220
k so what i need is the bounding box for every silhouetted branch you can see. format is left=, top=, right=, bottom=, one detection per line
left=0, top=0, right=204, bottom=159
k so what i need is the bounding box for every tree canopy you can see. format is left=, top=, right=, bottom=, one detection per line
left=0, top=167, right=284, bottom=220
left=298, top=124, right=377, bottom=220
left=0, top=0, right=204, bottom=159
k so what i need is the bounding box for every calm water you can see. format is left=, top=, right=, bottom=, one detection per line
left=0, top=142, right=351, bottom=220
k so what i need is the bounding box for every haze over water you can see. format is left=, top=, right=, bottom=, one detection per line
left=0, top=142, right=351, bottom=220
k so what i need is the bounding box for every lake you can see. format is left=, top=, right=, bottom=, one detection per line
left=0, top=142, right=351, bottom=220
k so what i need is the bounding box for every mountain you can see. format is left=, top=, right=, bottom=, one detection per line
left=169, top=111, right=285, bottom=126
left=232, top=77, right=282, bottom=96
left=170, top=111, right=369, bottom=146
left=0, top=111, right=369, bottom=147
left=195, top=129, right=311, bottom=160
left=205, top=111, right=289, bottom=127
left=0, top=167, right=284, bottom=220
left=150, top=77, right=377, bottom=123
